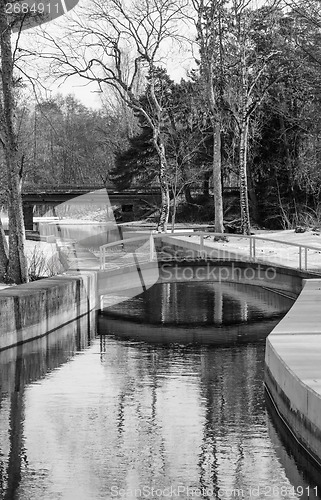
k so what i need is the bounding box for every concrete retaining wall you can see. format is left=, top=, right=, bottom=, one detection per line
left=0, top=271, right=97, bottom=351
left=98, top=260, right=308, bottom=298
left=265, top=279, right=321, bottom=466
left=158, top=261, right=306, bottom=296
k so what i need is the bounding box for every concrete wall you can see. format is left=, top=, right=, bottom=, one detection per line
left=0, top=309, right=97, bottom=393
left=265, top=279, right=321, bottom=466
left=0, top=271, right=97, bottom=351
left=98, top=260, right=309, bottom=298
left=158, top=261, right=307, bottom=296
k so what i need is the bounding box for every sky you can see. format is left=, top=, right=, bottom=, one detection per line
left=13, top=0, right=197, bottom=110
left=13, top=0, right=275, bottom=110
left=52, top=55, right=195, bottom=109
left=49, top=75, right=104, bottom=109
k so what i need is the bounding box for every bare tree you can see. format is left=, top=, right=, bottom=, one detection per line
left=34, top=0, right=190, bottom=232
left=0, top=0, right=28, bottom=283
left=193, top=0, right=225, bottom=234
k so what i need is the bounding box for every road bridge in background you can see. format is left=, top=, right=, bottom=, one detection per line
left=21, top=185, right=240, bottom=230
left=21, top=185, right=162, bottom=230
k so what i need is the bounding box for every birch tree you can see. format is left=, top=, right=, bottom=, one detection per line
left=225, top=2, right=281, bottom=234
left=36, top=0, right=189, bottom=232
left=192, top=0, right=281, bottom=234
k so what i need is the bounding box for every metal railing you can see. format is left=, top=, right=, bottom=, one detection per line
left=99, top=234, right=157, bottom=270
left=99, top=231, right=321, bottom=273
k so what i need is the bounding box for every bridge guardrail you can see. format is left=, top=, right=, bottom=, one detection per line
left=99, top=231, right=321, bottom=273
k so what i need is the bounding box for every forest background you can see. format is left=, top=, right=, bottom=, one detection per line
left=1, top=0, right=321, bottom=282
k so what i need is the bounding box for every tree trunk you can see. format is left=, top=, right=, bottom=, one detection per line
left=154, top=132, right=169, bottom=232
left=239, top=117, right=251, bottom=235
left=247, top=169, right=259, bottom=224
left=213, top=120, right=224, bottom=233
left=0, top=215, right=9, bottom=280
left=206, top=67, right=224, bottom=234
left=0, top=1, right=28, bottom=283
left=7, top=162, right=28, bottom=283
left=157, top=158, right=170, bottom=232
left=171, top=197, right=177, bottom=233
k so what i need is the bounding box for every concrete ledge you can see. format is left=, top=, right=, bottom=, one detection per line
left=0, top=270, right=98, bottom=351
left=98, top=259, right=310, bottom=297
left=0, top=309, right=97, bottom=394
left=265, top=279, right=321, bottom=466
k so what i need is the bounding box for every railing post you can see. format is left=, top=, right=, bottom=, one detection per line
left=98, top=229, right=320, bottom=273
left=149, top=233, right=155, bottom=262
left=200, top=233, right=204, bottom=258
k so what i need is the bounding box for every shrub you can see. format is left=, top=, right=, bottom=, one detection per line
left=26, top=245, right=64, bottom=281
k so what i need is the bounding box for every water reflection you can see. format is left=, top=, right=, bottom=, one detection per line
left=1, top=336, right=318, bottom=500
left=102, top=281, right=294, bottom=326
left=0, top=286, right=320, bottom=500
left=0, top=312, right=96, bottom=500
left=266, top=391, right=321, bottom=499
left=100, top=281, right=294, bottom=346
left=98, top=315, right=282, bottom=346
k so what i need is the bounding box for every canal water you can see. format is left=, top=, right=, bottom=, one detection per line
left=0, top=281, right=320, bottom=500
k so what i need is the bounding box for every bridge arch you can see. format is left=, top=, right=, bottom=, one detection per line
left=97, top=260, right=312, bottom=300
